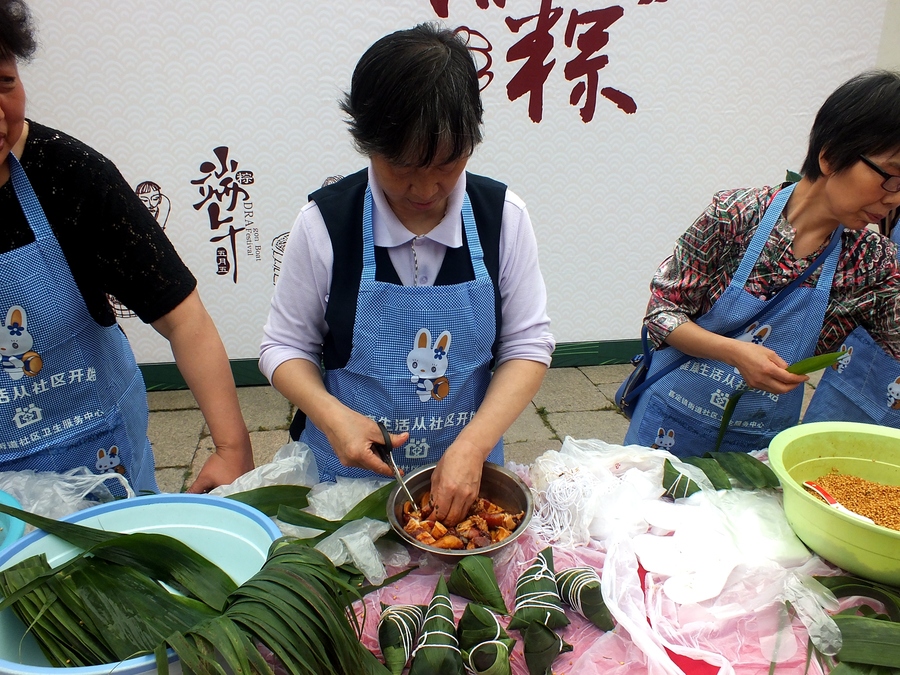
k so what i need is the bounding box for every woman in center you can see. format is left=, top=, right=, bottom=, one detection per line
left=260, top=23, right=554, bottom=525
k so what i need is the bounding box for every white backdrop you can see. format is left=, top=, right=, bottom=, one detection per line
left=18, top=0, right=890, bottom=365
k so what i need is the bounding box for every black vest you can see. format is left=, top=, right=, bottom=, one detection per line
left=312, top=169, right=506, bottom=371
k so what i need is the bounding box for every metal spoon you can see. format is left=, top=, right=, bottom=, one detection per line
left=803, top=480, right=874, bottom=525
left=372, top=421, right=417, bottom=508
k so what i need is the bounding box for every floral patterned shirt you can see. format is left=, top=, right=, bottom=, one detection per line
left=645, top=185, right=900, bottom=359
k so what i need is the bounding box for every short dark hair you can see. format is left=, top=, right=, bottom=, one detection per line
left=0, top=0, right=36, bottom=62
left=340, top=22, right=483, bottom=167
left=801, top=70, right=900, bottom=180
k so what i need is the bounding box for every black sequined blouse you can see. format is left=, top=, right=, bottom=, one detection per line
left=0, top=121, right=196, bottom=327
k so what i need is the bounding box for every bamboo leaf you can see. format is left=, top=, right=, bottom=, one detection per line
left=227, top=485, right=311, bottom=517
left=662, top=459, right=701, bottom=499
left=522, top=621, right=572, bottom=675
left=814, top=576, right=900, bottom=622
left=344, top=482, right=395, bottom=521
left=786, top=351, right=843, bottom=375
left=408, top=576, right=463, bottom=675
left=705, top=452, right=780, bottom=489
left=66, top=558, right=219, bottom=660
left=834, top=615, right=900, bottom=667
left=379, top=603, right=426, bottom=675
left=680, top=456, right=733, bottom=490
left=447, top=556, right=508, bottom=615
left=275, top=506, right=341, bottom=534
left=713, top=353, right=842, bottom=453
left=0, top=503, right=237, bottom=610
left=556, top=566, right=614, bottom=631
left=828, top=663, right=900, bottom=674
left=507, top=547, right=568, bottom=632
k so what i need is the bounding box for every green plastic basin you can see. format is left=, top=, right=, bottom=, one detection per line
left=768, top=421, right=900, bottom=586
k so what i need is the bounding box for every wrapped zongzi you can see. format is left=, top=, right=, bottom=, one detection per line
left=408, top=576, right=464, bottom=675
left=556, top=566, right=614, bottom=631
left=507, top=546, right=569, bottom=631
left=457, top=603, right=516, bottom=675
left=378, top=603, right=426, bottom=675
left=447, top=555, right=508, bottom=615
left=522, top=621, right=572, bottom=675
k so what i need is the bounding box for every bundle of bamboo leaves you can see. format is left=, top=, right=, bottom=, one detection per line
left=0, top=490, right=395, bottom=674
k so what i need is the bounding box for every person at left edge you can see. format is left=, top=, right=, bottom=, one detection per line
left=259, top=24, right=554, bottom=526
left=0, top=0, right=254, bottom=494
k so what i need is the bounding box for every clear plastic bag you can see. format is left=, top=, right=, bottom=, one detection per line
left=0, top=466, right=133, bottom=527
left=210, top=440, right=319, bottom=497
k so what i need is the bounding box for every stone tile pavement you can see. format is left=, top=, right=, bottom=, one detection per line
left=147, top=365, right=823, bottom=492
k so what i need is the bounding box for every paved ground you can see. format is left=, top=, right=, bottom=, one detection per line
left=147, top=365, right=824, bottom=492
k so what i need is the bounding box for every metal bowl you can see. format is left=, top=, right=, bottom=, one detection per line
left=387, top=461, right=533, bottom=562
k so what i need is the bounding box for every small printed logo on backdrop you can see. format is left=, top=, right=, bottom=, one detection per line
left=430, top=0, right=668, bottom=123
left=271, top=233, right=290, bottom=286
left=271, top=176, right=343, bottom=285
left=192, top=146, right=261, bottom=284
left=108, top=180, right=172, bottom=319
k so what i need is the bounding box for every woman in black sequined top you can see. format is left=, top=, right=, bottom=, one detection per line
left=0, top=0, right=253, bottom=493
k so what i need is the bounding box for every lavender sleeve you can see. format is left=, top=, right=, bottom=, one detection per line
left=495, top=189, right=555, bottom=366
left=259, top=202, right=333, bottom=382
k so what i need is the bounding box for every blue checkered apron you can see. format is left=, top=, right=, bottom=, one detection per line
left=0, top=155, right=157, bottom=493
left=804, top=224, right=900, bottom=427
left=302, top=186, right=500, bottom=481
left=624, top=183, right=842, bottom=456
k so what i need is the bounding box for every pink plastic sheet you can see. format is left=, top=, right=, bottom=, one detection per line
left=354, top=529, right=832, bottom=675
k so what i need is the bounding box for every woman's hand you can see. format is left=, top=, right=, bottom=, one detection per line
left=665, top=321, right=807, bottom=395
left=323, top=409, right=409, bottom=477
left=729, top=339, right=808, bottom=394
left=188, top=447, right=255, bottom=494
left=428, top=438, right=484, bottom=526
left=271, top=359, right=408, bottom=476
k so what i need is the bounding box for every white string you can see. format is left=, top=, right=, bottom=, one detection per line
left=378, top=604, right=425, bottom=662
left=529, top=463, right=599, bottom=547
left=411, top=592, right=461, bottom=656
left=513, top=554, right=564, bottom=620
left=557, top=566, right=600, bottom=616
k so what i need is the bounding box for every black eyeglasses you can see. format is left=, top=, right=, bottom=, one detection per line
left=859, top=155, right=900, bottom=193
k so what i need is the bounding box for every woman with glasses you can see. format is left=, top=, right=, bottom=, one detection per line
left=622, top=70, right=900, bottom=457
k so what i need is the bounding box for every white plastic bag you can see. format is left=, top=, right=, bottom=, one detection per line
left=306, top=476, right=390, bottom=520
left=0, top=467, right=133, bottom=526
left=210, top=440, right=319, bottom=497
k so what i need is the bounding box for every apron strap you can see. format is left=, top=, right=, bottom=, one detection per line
left=360, top=186, right=489, bottom=281
left=731, top=183, right=796, bottom=287
left=8, top=154, right=55, bottom=240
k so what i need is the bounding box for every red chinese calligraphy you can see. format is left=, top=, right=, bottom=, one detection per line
left=456, top=26, right=495, bottom=89
left=505, top=0, right=563, bottom=123
left=429, top=0, right=654, bottom=123
left=430, top=0, right=506, bottom=19
left=564, top=6, right=636, bottom=122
